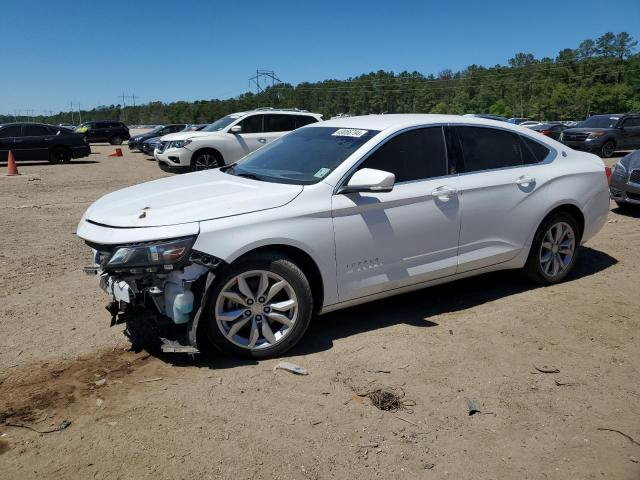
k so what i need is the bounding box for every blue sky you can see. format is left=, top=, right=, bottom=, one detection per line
left=1, top=0, right=639, bottom=114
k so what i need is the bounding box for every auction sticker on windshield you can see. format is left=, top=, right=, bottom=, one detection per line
left=332, top=128, right=369, bottom=138
left=313, top=167, right=331, bottom=178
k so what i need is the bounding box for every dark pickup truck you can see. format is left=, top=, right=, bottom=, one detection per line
left=560, top=113, right=640, bottom=158
left=0, top=123, right=91, bottom=164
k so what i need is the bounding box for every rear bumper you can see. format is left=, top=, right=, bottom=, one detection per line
left=71, top=145, right=91, bottom=158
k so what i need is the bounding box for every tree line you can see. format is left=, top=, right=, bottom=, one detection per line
left=3, top=31, right=638, bottom=126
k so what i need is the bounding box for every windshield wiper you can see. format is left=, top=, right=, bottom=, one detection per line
left=235, top=172, right=262, bottom=181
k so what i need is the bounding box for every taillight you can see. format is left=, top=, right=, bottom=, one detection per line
left=605, top=166, right=612, bottom=186
left=540, top=130, right=551, bottom=136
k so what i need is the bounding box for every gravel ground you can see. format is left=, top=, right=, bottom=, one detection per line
left=0, top=141, right=638, bottom=479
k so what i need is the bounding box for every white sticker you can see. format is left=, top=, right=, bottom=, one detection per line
left=332, top=128, right=368, bottom=138
left=314, top=168, right=331, bottom=178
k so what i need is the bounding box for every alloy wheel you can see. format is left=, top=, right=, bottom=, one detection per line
left=194, top=154, right=219, bottom=170
left=539, top=221, right=575, bottom=278
left=214, top=270, right=298, bottom=350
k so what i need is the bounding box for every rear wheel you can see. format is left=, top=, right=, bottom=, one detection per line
left=49, top=147, right=71, bottom=164
left=191, top=151, right=222, bottom=171
left=600, top=140, right=616, bottom=158
left=204, top=253, right=313, bottom=359
left=110, top=136, right=123, bottom=145
left=524, top=212, right=580, bottom=285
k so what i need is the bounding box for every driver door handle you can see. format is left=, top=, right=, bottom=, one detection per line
left=257, top=138, right=267, bottom=143
left=516, top=175, right=536, bottom=187
left=431, top=185, right=457, bottom=200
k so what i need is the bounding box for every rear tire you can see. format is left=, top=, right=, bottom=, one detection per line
left=524, top=212, right=580, bottom=285
left=600, top=140, right=615, bottom=158
left=49, top=147, right=71, bottom=164
left=110, top=136, right=123, bottom=145
left=203, top=253, right=313, bottom=359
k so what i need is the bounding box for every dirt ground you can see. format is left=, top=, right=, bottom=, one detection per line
left=0, top=139, right=638, bottom=479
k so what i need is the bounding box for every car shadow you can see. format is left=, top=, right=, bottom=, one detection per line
left=612, top=206, right=640, bottom=218
left=0, top=160, right=99, bottom=166
left=149, top=246, right=617, bottom=370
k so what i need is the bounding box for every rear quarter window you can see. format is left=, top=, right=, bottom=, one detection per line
left=521, top=136, right=551, bottom=164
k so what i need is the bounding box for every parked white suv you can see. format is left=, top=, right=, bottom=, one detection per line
left=78, top=114, right=609, bottom=359
left=155, top=108, right=322, bottom=173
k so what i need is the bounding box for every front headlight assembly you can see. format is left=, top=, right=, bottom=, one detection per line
left=106, top=236, right=196, bottom=271
left=171, top=139, right=192, bottom=149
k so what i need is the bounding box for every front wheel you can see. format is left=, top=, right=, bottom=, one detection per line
left=524, top=212, right=580, bottom=285
left=600, top=140, right=616, bottom=158
left=204, top=253, right=313, bottom=359
left=191, top=151, right=222, bottom=171
left=110, top=136, right=123, bottom=145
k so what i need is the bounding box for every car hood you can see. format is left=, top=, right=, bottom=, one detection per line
left=84, top=169, right=303, bottom=228
left=160, top=131, right=222, bottom=141
left=563, top=127, right=613, bottom=134
left=143, top=136, right=161, bottom=144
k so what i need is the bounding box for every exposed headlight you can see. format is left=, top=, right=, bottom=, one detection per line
left=613, top=162, right=627, bottom=175
left=587, top=131, right=606, bottom=139
left=106, top=236, right=196, bottom=269
left=172, top=139, right=192, bottom=149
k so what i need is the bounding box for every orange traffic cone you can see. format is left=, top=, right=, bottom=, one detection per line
left=108, top=148, right=123, bottom=157
left=5, top=150, right=20, bottom=176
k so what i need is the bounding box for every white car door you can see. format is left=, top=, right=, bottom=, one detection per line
left=332, top=126, right=462, bottom=303
left=452, top=125, right=554, bottom=272
left=226, top=114, right=266, bottom=162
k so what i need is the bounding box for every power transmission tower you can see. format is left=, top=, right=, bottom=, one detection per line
left=249, top=69, right=282, bottom=94
left=69, top=102, right=75, bottom=124
left=76, top=102, right=83, bottom=123
left=126, top=94, right=139, bottom=107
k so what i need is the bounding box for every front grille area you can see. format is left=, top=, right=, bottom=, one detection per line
left=563, top=132, right=589, bottom=141
left=630, top=169, right=640, bottom=185
left=627, top=191, right=640, bottom=201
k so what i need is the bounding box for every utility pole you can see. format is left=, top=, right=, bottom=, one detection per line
left=76, top=102, right=83, bottom=123
left=126, top=94, right=139, bottom=107
left=69, top=102, right=75, bottom=125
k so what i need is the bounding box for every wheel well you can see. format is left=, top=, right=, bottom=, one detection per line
left=234, top=245, right=324, bottom=312
left=543, top=204, right=585, bottom=240
left=191, top=147, right=224, bottom=165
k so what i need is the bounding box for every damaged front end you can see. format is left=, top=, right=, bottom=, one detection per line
left=83, top=236, right=223, bottom=354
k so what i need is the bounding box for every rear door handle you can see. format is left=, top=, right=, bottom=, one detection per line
left=516, top=175, right=536, bottom=187
left=431, top=185, right=457, bottom=200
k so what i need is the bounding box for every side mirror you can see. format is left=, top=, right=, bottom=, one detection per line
left=230, top=125, right=242, bottom=134
left=339, top=168, right=395, bottom=194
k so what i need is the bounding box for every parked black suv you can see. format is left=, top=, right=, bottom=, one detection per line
left=0, top=123, right=91, bottom=163
left=76, top=120, right=130, bottom=145
left=560, top=113, right=640, bottom=158
left=128, top=124, right=186, bottom=151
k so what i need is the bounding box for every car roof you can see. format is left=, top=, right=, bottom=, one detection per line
left=235, top=109, right=320, bottom=117
left=307, top=114, right=532, bottom=132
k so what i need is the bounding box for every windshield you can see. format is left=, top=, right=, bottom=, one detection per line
left=577, top=115, right=620, bottom=129
left=202, top=115, right=241, bottom=132
left=146, top=125, right=164, bottom=135
left=225, top=127, right=380, bottom=185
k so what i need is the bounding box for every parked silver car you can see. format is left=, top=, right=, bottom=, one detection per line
left=610, top=150, right=640, bottom=209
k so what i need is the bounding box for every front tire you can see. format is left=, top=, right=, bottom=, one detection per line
left=204, top=253, right=313, bottom=359
left=191, top=151, right=222, bottom=171
left=110, top=136, right=123, bottom=145
left=524, top=212, right=580, bottom=285
left=600, top=140, right=616, bottom=158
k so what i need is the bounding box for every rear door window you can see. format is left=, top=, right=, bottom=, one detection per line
left=238, top=115, right=263, bottom=133
left=264, top=114, right=296, bottom=132
left=455, top=126, right=523, bottom=172
left=24, top=125, right=51, bottom=136
left=0, top=125, right=22, bottom=138
left=296, top=115, right=319, bottom=128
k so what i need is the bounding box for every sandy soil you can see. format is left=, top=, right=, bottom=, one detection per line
left=0, top=142, right=638, bottom=479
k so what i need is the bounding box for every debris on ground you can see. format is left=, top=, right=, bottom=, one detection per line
left=533, top=365, right=560, bottom=374
left=468, top=399, right=482, bottom=416
left=94, top=378, right=106, bottom=386
left=4, top=419, right=71, bottom=434
left=96, top=399, right=104, bottom=407
left=357, top=387, right=415, bottom=413
left=137, top=377, right=163, bottom=383
left=274, top=362, right=308, bottom=375
left=554, top=379, right=582, bottom=387
left=597, top=428, right=640, bottom=446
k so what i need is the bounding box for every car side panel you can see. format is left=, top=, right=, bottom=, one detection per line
left=195, top=188, right=339, bottom=306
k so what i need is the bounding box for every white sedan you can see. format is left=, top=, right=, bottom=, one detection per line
left=78, top=114, right=610, bottom=358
